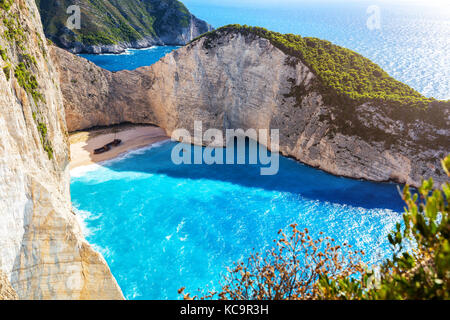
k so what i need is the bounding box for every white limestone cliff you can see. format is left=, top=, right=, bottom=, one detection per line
left=0, top=0, right=123, bottom=300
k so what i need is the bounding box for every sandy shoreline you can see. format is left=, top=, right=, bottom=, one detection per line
left=69, top=125, right=169, bottom=170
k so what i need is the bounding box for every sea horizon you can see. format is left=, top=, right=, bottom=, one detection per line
left=183, top=0, right=450, bottom=100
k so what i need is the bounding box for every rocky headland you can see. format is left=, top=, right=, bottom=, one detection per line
left=36, top=0, right=213, bottom=54
left=53, top=26, right=450, bottom=188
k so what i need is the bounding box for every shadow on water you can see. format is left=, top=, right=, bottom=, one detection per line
left=101, top=140, right=406, bottom=212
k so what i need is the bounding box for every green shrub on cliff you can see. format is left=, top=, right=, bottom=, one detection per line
left=14, top=62, right=40, bottom=101
left=2, top=64, right=10, bottom=80
left=1, top=2, right=53, bottom=161
left=195, top=25, right=436, bottom=109
left=3, top=16, right=24, bottom=42
left=0, top=46, right=7, bottom=61
left=0, top=0, right=13, bottom=11
left=79, top=32, right=118, bottom=46
left=320, top=155, right=450, bottom=300
left=36, top=121, right=53, bottom=160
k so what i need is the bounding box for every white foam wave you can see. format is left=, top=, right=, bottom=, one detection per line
left=99, top=139, right=171, bottom=166
left=127, top=46, right=157, bottom=52
left=70, top=139, right=171, bottom=177
left=73, top=207, right=113, bottom=259
left=70, top=163, right=103, bottom=178
left=73, top=207, right=102, bottom=237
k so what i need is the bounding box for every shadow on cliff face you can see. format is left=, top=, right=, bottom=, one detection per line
left=97, top=140, right=405, bottom=212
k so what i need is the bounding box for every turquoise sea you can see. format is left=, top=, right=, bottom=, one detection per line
left=72, top=1, right=447, bottom=300
left=79, top=46, right=179, bottom=72
left=71, top=142, right=405, bottom=300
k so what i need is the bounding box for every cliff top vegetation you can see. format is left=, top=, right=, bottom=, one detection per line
left=193, top=25, right=448, bottom=109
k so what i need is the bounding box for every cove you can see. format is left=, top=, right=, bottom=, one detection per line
left=79, top=46, right=179, bottom=72
left=70, top=141, right=405, bottom=300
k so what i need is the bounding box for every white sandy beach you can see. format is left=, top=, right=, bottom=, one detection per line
left=69, top=125, right=169, bottom=170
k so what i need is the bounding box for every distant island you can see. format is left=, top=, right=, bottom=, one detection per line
left=36, top=0, right=213, bottom=53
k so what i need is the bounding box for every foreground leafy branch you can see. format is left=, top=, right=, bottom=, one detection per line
left=320, top=155, right=450, bottom=300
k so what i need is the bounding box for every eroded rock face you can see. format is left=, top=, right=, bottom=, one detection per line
left=53, top=31, right=449, bottom=188
left=0, top=270, right=18, bottom=300
left=0, top=0, right=123, bottom=299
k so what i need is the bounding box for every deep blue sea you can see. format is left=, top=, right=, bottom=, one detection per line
left=80, top=46, right=179, bottom=72
left=72, top=142, right=405, bottom=300
left=71, top=0, right=447, bottom=300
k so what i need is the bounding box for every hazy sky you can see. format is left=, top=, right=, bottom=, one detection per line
left=184, top=0, right=450, bottom=8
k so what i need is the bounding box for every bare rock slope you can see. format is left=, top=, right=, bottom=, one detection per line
left=0, top=0, right=123, bottom=299
left=0, top=270, right=18, bottom=300
left=53, top=28, right=449, bottom=188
